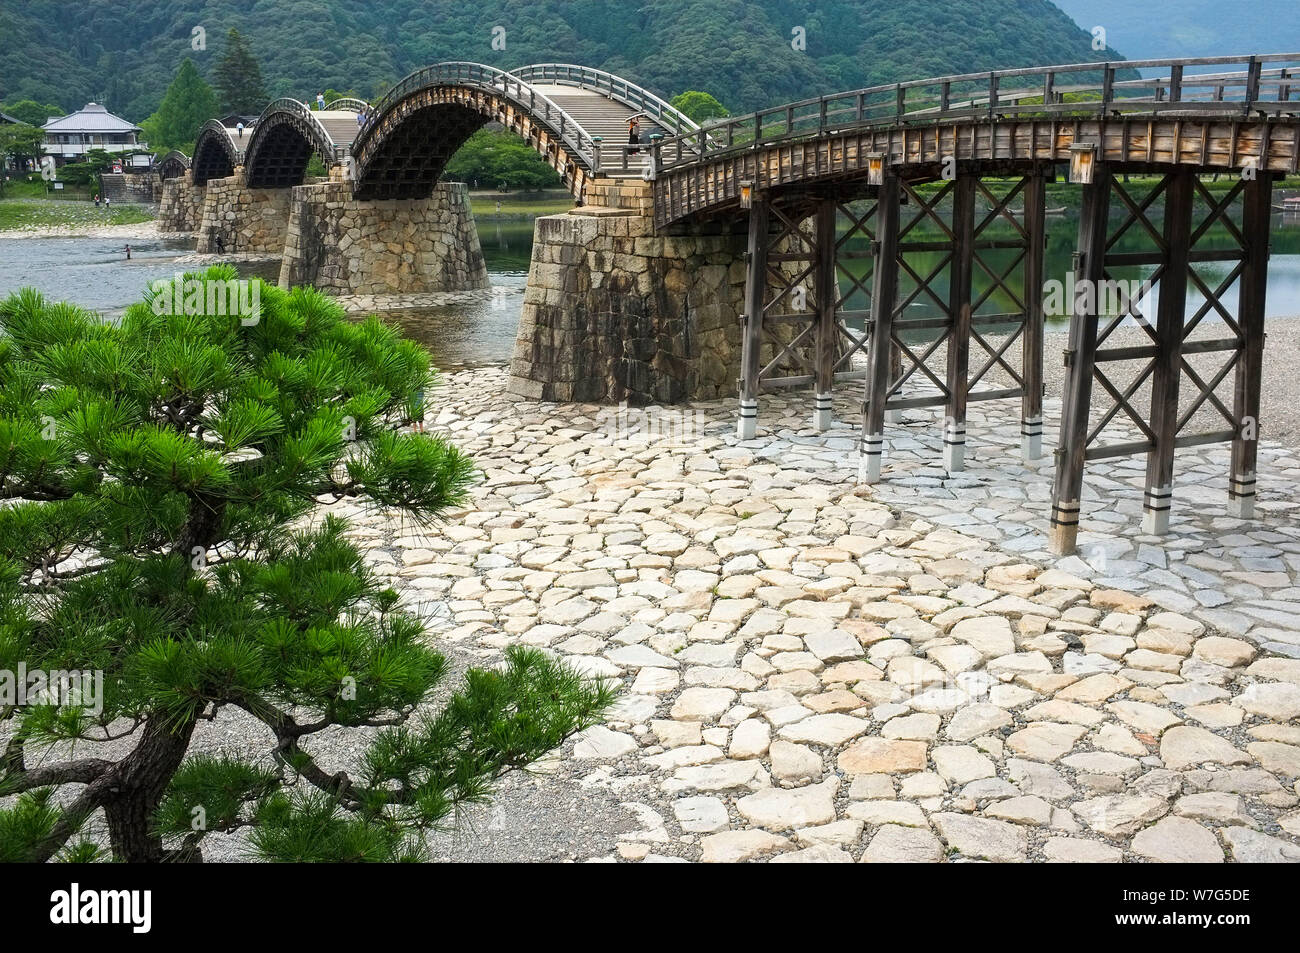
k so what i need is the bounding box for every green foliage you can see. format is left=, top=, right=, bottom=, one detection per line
left=0, top=100, right=63, bottom=126
left=671, top=90, right=729, bottom=124
left=139, top=59, right=217, bottom=154
left=0, top=122, right=43, bottom=195
left=213, top=29, right=269, bottom=115
left=50, top=148, right=117, bottom=187
left=0, top=0, right=1124, bottom=119
left=444, top=129, right=562, bottom=191
left=0, top=272, right=614, bottom=862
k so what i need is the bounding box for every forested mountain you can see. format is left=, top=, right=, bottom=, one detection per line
left=0, top=0, right=1118, bottom=122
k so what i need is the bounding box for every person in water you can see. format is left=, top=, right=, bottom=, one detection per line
left=124, top=244, right=131, bottom=260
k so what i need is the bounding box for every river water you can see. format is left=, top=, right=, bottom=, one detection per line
left=1, top=212, right=1299, bottom=369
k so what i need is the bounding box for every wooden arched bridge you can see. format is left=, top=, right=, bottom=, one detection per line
left=187, top=66, right=698, bottom=195
left=170, top=53, right=1300, bottom=554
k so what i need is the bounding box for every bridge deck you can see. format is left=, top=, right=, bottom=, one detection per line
left=529, top=83, right=651, bottom=177
left=314, top=110, right=364, bottom=151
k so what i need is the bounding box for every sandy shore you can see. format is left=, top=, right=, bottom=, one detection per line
left=0, top=218, right=164, bottom=240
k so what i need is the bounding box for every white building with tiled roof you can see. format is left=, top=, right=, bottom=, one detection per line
left=43, top=102, right=149, bottom=167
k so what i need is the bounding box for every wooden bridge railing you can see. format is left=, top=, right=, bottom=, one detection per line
left=259, top=98, right=351, bottom=162
left=509, top=63, right=700, bottom=138
left=652, top=53, right=1300, bottom=172
left=324, top=97, right=369, bottom=114
left=195, top=119, right=245, bottom=164
left=352, top=61, right=600, bottom=171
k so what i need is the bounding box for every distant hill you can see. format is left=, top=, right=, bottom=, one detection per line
left=0, top=0, right=1119, bottom=123
left=1052, top=0, right=1297, bottom=61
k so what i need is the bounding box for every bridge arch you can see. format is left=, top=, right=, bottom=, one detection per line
left=241, top=98, right=361, bottom=189
left=191, top=120, right=241, bottom=185
left=351, top=63, right=605, bottom=201
left=155, top=150, right=190, bottom=180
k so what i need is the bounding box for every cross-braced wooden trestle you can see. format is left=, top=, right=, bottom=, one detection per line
left=1049, top=168, right=1274, bottom=555
left=859, top=168, right=1049, bottom=480
left=736, top=195, right=874, bottom=437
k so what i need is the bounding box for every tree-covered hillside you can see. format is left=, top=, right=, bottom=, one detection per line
left=0, top=0, right=1118, bottom=123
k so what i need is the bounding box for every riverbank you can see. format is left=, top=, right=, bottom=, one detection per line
left=0, top=197, right=155, bottom=235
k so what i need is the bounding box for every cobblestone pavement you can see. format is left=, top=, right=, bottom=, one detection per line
left=363, top=365, right=1300, bottom=863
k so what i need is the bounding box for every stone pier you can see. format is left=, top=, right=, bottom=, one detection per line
left=157, top=173, right=204, bottom=232
left=278, top=181, right=488, bottom=295
left=508, top=189, right=823, bottom=405
left=195, top=171, right=293, bottom=254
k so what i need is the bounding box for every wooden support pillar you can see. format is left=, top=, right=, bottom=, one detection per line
left=813, top=198, right=838, bottom=430
left=944, top=174, right=976, bottom=472
left=1050, top=166, right=1111, bottom=555
left=1021, top=169, right=1048, bottom=461
left=1229, top=173, right=1273, bottom=518
left=861, top=174, right=901, bottom=483
left=885, top=344, right=904, bottom=423
left=1142, top=169, right=1195, bottom=535
left=737, top=198, right=769, bottom=439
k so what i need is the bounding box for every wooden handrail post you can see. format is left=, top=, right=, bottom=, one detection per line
left=1245, top=55, right=1262, bottom=111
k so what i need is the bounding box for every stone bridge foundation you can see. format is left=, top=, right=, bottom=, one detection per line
left=195, top=171, right=293, bottom=254
left=278, top=181, right=488, bottom=294
left=508, top=208, right=819, bottom=405
left=157, top=173, right=205, bottom=232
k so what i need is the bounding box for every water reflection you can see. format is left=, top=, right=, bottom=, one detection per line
left=2, top=206, right=1298, bottom=369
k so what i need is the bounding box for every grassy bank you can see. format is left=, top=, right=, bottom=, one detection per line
left=0, top=197, right=154, bottom=231
left=469, top=189, right=575, bottom=221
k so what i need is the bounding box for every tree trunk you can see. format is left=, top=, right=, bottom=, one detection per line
left=102, top=716, right=197, bottom=863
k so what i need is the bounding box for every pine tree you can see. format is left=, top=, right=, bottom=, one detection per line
left=0, top=270, right=613, bottom=862
left=140, top=59, right=218, bottom=153
left=213, top=29, right=269, bottom=115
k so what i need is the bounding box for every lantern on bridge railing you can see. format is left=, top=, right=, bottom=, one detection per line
left=740, top=180, right=754, bottom=209
left=866, top=152, right=886, bottom=186
left=1069, top=142, right=1098, bottom=185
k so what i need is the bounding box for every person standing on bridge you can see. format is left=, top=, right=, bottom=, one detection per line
left=627, top=117, right=641, bottom=155
left=316, top=92, right=325, bottom=111
left=236, top=121, right=245, bottom=139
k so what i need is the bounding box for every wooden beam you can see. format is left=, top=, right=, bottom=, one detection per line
left=1051, top=166, right=1112, bottom=555
left=813, top=198, right=838, bottom=430
left=1021, top=168, right=1047, bottom=460
left=737, top=198, right=769, bottom=439
left=1229, top=173, right=1273, bottom=518
left=861, top=173, right=901, bottom=483
left=1142, top=169, right=1195, bottom=535
left=944, top=174, right=976, bottom=471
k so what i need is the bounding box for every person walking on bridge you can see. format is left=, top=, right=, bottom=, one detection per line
left=627, top=117, right=641, bottom=155
left=236, top=121, right=245, bottom=139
